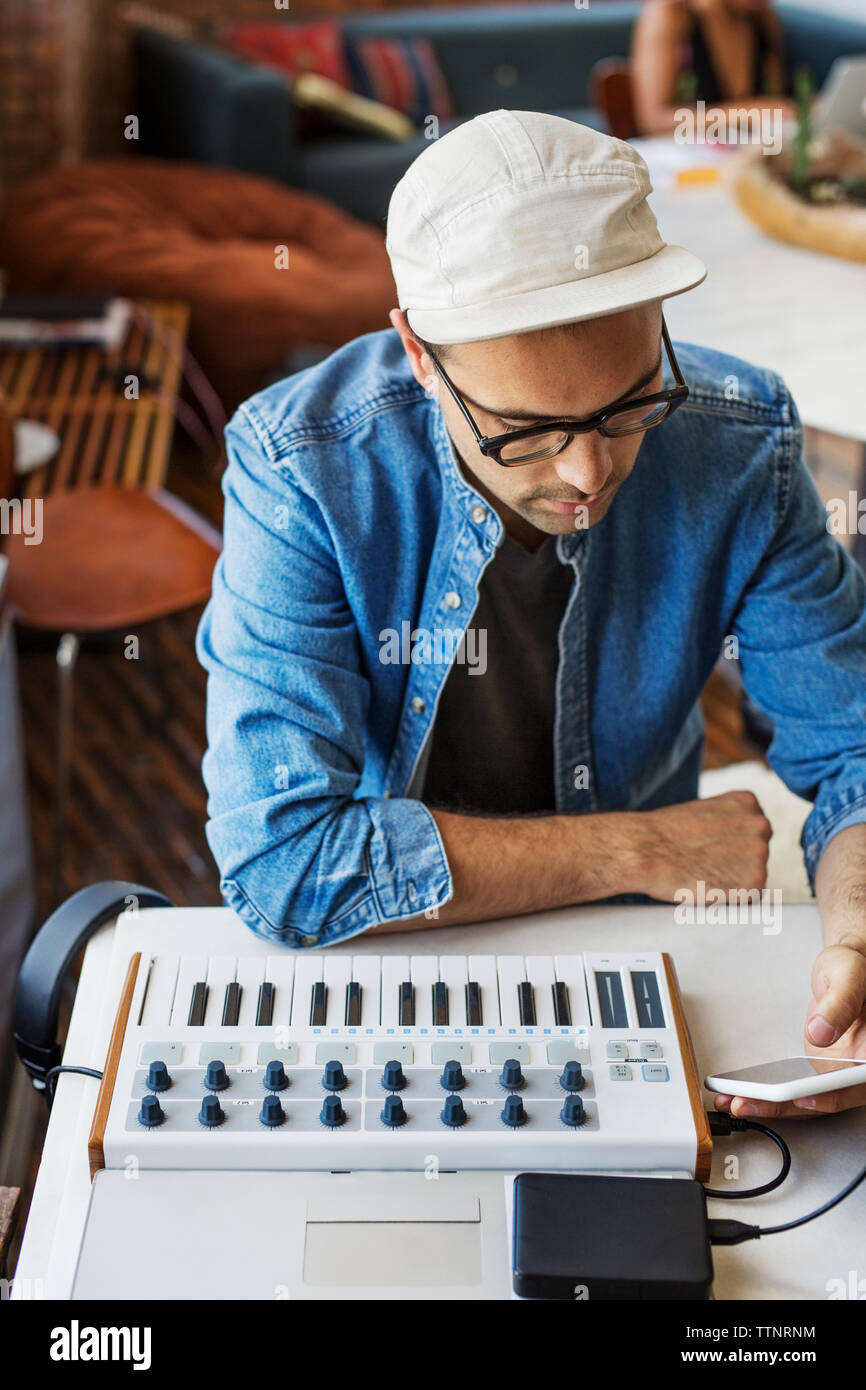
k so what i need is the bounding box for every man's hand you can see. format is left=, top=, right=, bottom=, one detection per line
left=634, top=789, right=772, bottom=902
left=713, top=943, right=866, bottom=1119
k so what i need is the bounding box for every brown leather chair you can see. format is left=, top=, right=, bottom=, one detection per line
left=591, top=59, right=639, bottom=142
left=2, top=443, right=220, bottom=904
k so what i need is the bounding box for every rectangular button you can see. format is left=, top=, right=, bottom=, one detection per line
left=606, top=1041, right=629, bottom=1060
left=631, top=971, right=666, bottom=1029
left=489, top=1042, right=530, bottom=1065
left=372, top=1041, right=413, bottom=1065
left=315, top=1042, right=356, bottom=1065
left=642, top=1064, right=670, bottom=1082
left=596, top=971, right=628, bottom=1028
left=138, top=1042, right=182, bottom=1065
left=643, top=1042, right=663, bottom=1059
left=431, top=1040, right=472, bottom=1065
left=546, top=1041, right=585, bottom=1064
left=257, top=1043, right=298, bottom=1065
left=609, top=1064, right=633, bottom=1081
left=198, top=1043, right=240, bottom=1065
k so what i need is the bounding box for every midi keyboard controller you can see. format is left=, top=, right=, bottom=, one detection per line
left=88, top=910, right=712, bottom=1181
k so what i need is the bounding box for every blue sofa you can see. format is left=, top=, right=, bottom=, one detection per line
left=132, top=2, right=866, bottom=227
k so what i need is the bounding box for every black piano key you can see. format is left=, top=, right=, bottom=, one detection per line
left=398, top=981, right=415, bottom=1026
left=187, top=981, right=208, bottom=1027
left=221, top=981, right=242, bottom=1027
left=552, top=981, right=571, bottom=1026
left=256, top=981, right=274, bottom=1027
left=517, top=981, right=536, bottom=1026
left=345, top=981, right=362, bottom=1026
left=465, top=981, right=482, bottom=1026
left=310, top=981, right=327, bottom=1026
left=432, top=981, right=449, bottom=1026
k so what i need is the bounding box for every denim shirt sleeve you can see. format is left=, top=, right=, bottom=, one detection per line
left=196, top=407, right=452, bottom=947
left=731, top=385, right=866, bottom=892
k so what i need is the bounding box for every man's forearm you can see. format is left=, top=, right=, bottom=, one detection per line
left=368, top=807, right=647, bottom=936
left=815, top=823, right=866, bottom=952
left=366, top=788, right=774, bottom=936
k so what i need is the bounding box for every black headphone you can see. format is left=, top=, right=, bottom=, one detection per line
left=14, top=881, right=171, bottom=1091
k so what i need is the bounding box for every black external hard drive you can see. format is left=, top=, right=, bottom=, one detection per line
left=512, top=1172, right=714, bottom=1299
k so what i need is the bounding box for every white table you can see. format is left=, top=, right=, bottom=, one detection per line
left=14, top=901, right=866, bottom=1301
left=638, top=139, right=866, bottom=442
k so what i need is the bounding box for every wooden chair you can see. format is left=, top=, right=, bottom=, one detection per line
left=0, top=326, right=221, bottom=905
left=0, top=1186, right=21, bottom=1281
left=591, top=59, right=639, bottom=142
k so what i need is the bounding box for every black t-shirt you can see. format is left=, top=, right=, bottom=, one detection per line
left=420, top=532, right=574, bottom=815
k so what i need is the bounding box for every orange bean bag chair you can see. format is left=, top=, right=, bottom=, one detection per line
left=0, top=158, right=397, bottom=408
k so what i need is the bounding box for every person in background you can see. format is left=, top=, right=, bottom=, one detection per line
left=632, top=0, right=794, bottom=136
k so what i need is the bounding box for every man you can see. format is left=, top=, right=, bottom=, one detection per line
left=197, top=112, right=866, bottom=1120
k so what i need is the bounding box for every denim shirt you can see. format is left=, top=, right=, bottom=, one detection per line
left=196, top=328, right=866, bottom=947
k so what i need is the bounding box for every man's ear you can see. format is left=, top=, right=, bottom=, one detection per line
left=390, top=308, right=436, bottom=394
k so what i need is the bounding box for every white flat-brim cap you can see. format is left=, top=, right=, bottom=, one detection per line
left=386, top=109, right=706, bottom=343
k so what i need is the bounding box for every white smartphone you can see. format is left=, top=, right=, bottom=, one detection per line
left=704, top=1056, right=866, bottom=1103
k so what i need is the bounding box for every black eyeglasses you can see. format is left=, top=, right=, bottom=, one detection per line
left=426, top=318, right=689, bottom=467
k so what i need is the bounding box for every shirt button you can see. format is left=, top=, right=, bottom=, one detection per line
left=411, top=696, right=426, bottom=714
left=300, top=935, right=318, bottom=947
left=470, top=504, right=487, bottom=524
left=444, top=591, right=461, bottom=610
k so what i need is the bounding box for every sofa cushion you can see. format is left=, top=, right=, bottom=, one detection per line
left=222, top=19, right=352, bottom=88
left=344, top=35, right=455, bottom=124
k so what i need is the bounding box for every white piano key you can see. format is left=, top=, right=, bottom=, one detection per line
left=351, top=956, right=381, bottom=1026
left=291, top=955, right=323, bottom=1029
left=170, top=953, right=208, bottom=1027
left=264, top=956, right=295, bottom=1028
left=323, top=956, right=353, bottom=1027
left=138, top=953, right=180, bottom=1028
left=554, top=955, right=591, bottom=1027
left=467, top=955, right=499, bottom=1028
left=204, top=956, right=237, bottom=1026
left=525, top=955, right=556, bottom=1027
left=496, top=955, right=526, bottom=1028
left=437, top=956, right=468, bottom=1026
left=380, top=956, right=410, bottom=1028
left=410, top=956, right=438, bottom=1028
left=235, top=957, right=265, bottom=1028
